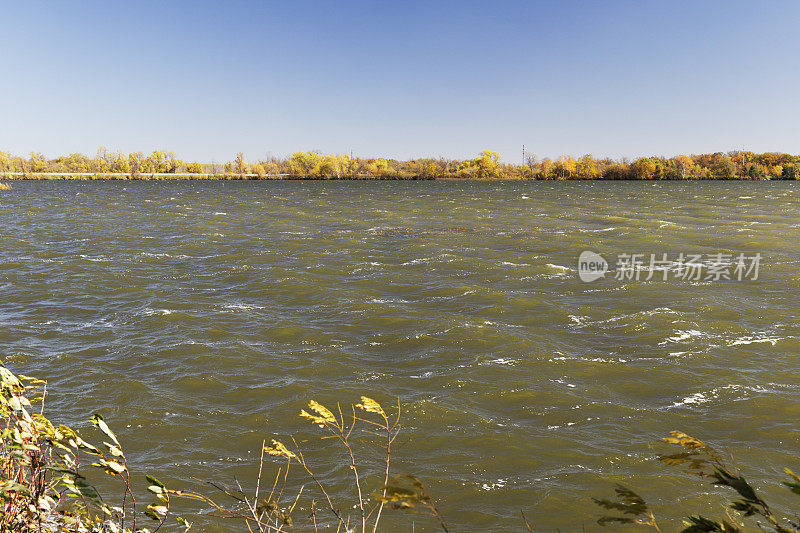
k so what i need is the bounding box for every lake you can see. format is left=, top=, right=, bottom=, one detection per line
left=1, top=180, right=799, bottom=531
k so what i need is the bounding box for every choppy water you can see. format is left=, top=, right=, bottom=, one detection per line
left=1, top=180, right=799, bottom=531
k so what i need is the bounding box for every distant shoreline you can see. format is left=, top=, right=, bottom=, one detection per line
left=0, top=173, right=792, bottom=182
left=3, top=149, right=799, bottom=180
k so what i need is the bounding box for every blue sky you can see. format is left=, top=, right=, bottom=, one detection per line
left=2, top=1, right=799, bottom=163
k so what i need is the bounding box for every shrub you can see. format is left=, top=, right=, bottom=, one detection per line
left=594, top=431, right=800, bottom=532
left=0, top=362, right=447, bottom=532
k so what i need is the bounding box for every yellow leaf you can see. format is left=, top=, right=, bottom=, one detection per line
left=300, top=400, right=337, bottom=427
left=356, top=396, right=385, bottom=417
left=264, top=439, right=296, bottom=459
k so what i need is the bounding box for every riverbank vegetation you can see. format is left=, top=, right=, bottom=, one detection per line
left=0, top=362, right=446, bottom=532
left=1, top=148, right=800, bottom=180
left=2, top=361, right=799, bottom=532
left=593, top=431, right=800, bottom=532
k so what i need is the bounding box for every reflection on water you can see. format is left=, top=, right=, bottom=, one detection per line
left=1, top=180, right=799, bottom=531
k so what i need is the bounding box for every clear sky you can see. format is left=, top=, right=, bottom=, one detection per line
left=2, top=1, right=799, bottom=163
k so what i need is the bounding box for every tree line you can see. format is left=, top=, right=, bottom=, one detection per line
left=1, top=148, right=799, bottom=180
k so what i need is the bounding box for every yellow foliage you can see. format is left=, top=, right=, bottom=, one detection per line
left=300, top=400, right=337, bottom=427
left=663, top=430, right=708, bottom=450
left=356, top=396, right=385, bottom=417
left=264, top=439, right=296, bottom=459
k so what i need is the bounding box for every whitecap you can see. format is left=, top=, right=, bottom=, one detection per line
left=223, top=303, right=265, bottom=311
left=659, top=329, right=703, bottom=345
left=586, top=357, right=627, bottom=363
left=568, top=315, right=588, bottom=326
left=670, top=383, right=783, bottom=409
left=143, top=308, right=174, bottom=316
left=481, top=478, right=508, bottom=491
left=369, top=297, right=410, bottom=304
left=139, top=252, right=189, bottom=259
left=79, top=254, right=109, bottom=262
left=579, top=227, right=616, bottom=233
left=728, top=336, right=781, bottom=346
left=479, top=357, right=516, bottom=366
left=673, top=391, right=711, bottom=406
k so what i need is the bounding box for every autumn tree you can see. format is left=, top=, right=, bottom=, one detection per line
left=111, top=152, right=130, bottom=174
left=235, top=152, right=247, bottom=178
left=289, top=151, right=322, bottom=178
left=538, top=157, right=553, bottom=179
left=630, top=158, right=658, bottom=180
left=95, top=147, right=109, bottom=173
left=28, top=152, right=47, bottom=173
left=576, top=154, right=598, bottom=179
left=187, top=161, right=203, bottom=174
left=712, top=156, right=737, bottom=179
left=524, top=153, right=537, bottom=179
left=674, top=155, right=694, bottom=179
left=604, top=163, right=631, bottom=180
left=552, top=156, right=577, bottom=179
left=472, top=150, right=502, bottom=179
left=327, top=154, right=349, bottom=179
left=128, top=152, right=142, bottom=179
left=6, top=147, right=800, bottom=182
left=430, top=156, right=448, bottom=178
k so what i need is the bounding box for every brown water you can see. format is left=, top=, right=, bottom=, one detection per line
left=1, top=180, right=799, bottom=531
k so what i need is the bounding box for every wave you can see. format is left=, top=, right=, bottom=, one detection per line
left=222, top=303, right=265, bottom=311
left=727, top=335, right=782, bottom=346
left=138, top=252, right=190, bottom=259
left=545, top=263, right=573, bottom=272
left=79, top=254, right=110, bottom=262
left=142, top=308, right=174, bottom=316
left=479, top=357, right=517, bottom=366
left=578, top=227, right=616, bottom=233
left=670, top=383, right=792, bottom=408
left=659, top=329, right=704, bottom=345
left=402, top=254, right=454, bottom=265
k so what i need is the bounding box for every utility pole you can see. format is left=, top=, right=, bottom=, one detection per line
left=742, top=144, right=747, bottom=178
left=522, top=145, right=525, bottom=177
